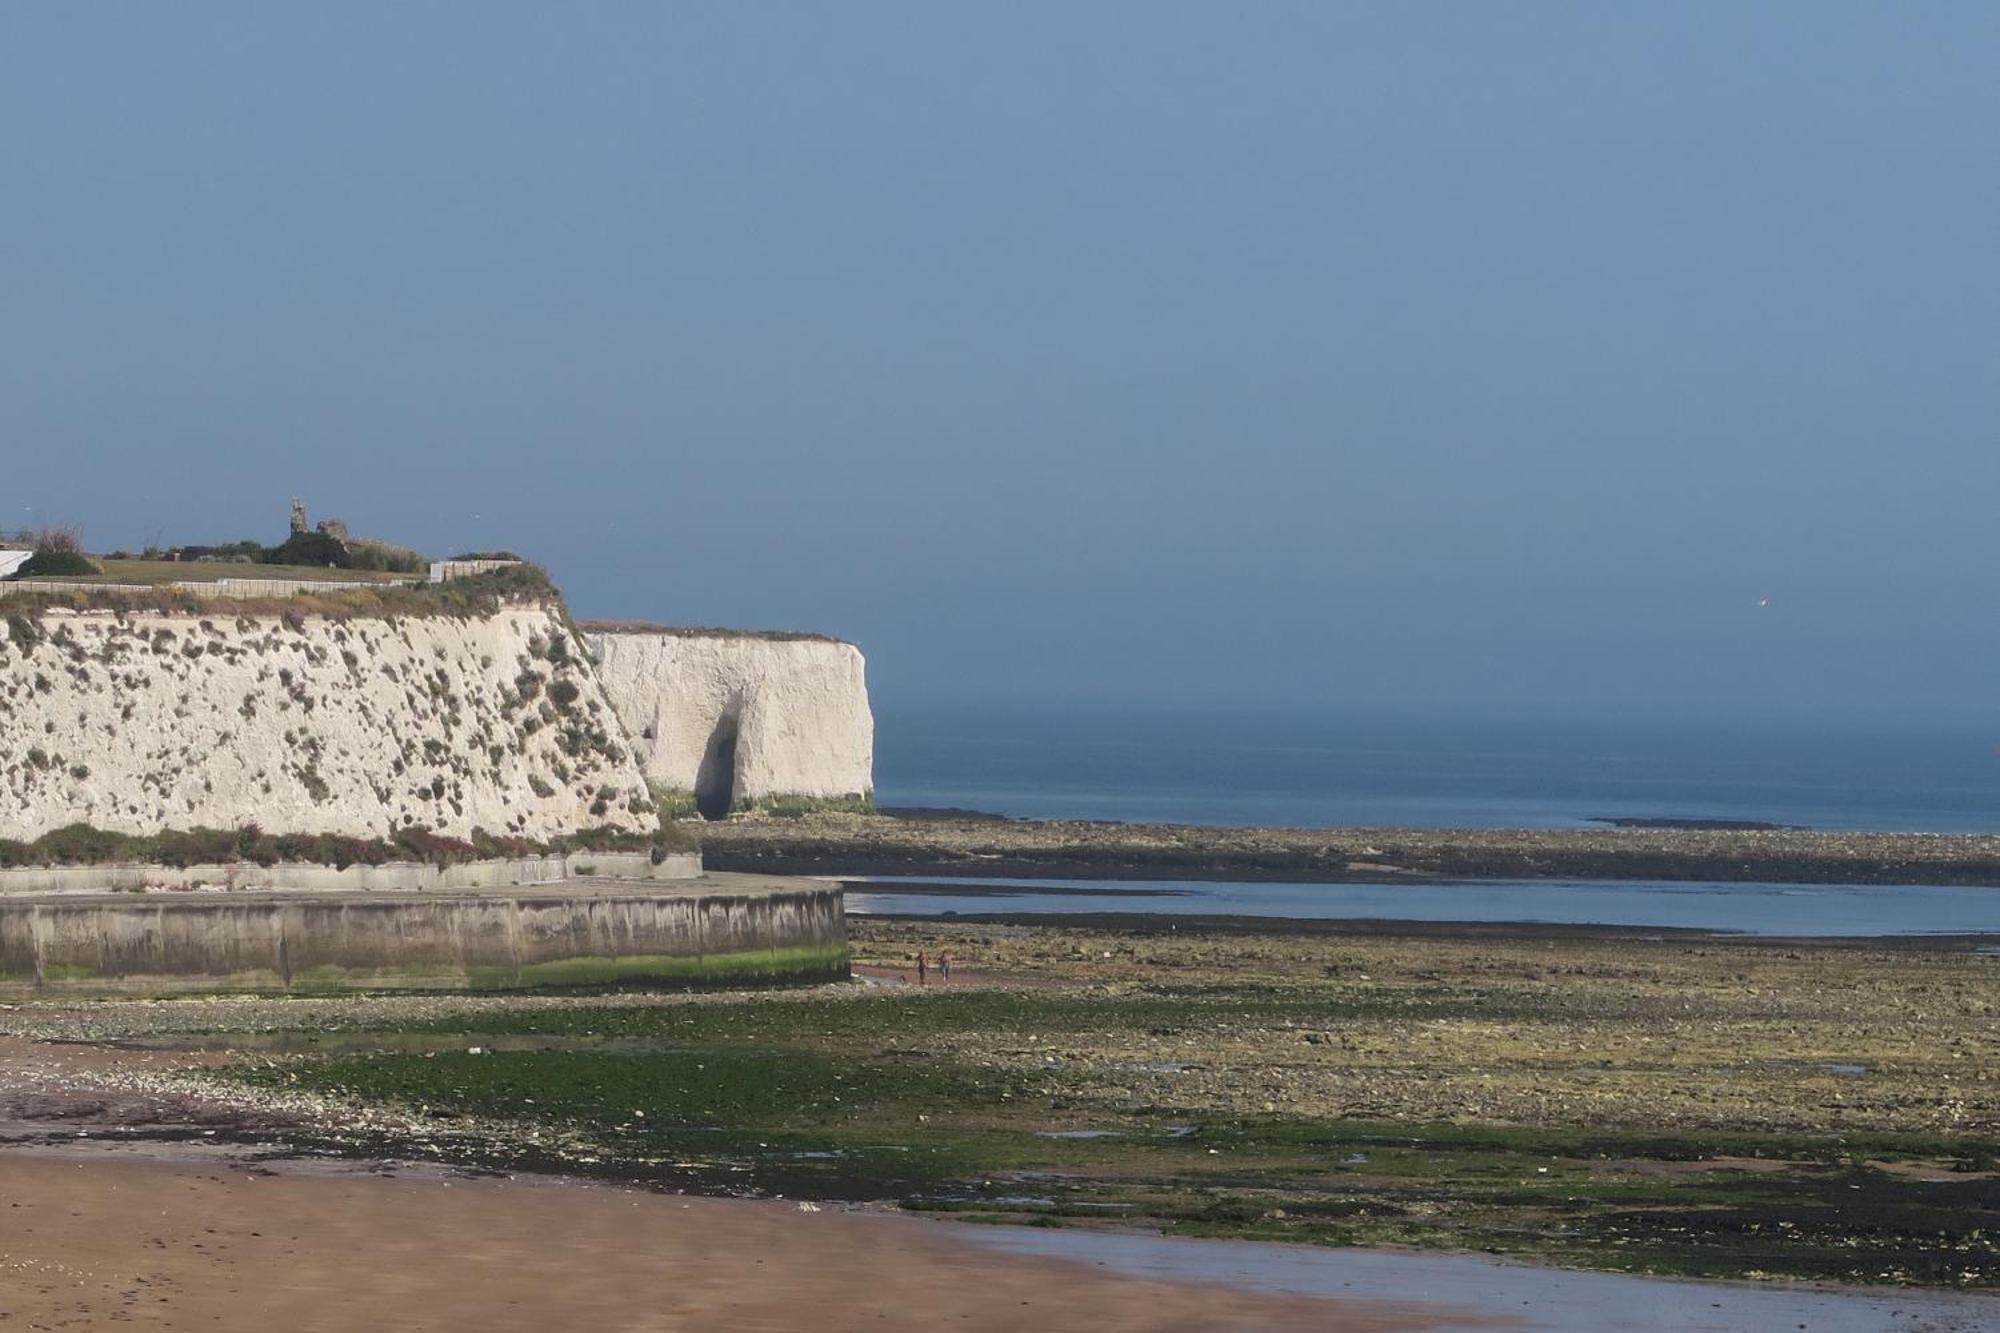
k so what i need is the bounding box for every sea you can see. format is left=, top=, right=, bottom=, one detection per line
left=873, top=706, right=2000, bottom=834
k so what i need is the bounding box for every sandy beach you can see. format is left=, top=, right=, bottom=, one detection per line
left=0, top=1152, right=1447, bottom=1332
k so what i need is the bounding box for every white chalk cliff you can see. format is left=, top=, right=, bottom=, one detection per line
left=585, top=627, right=873, bottom=817
left=0, top=605, right=654, bottom=841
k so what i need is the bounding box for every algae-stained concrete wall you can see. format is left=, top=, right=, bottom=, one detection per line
left=0, top=880, right=846, bottom=996
left=0, top=605, right=653, bottom=842
left=585, top=628, right=873, bottom=816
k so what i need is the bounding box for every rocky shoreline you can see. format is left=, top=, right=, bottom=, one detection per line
left=700, top=811, right=2000, bottom=886
left=4, top=917, right=1994, bottom=1295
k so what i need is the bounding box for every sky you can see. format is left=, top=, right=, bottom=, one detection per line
left=4, top=4, right=1996, bottom=724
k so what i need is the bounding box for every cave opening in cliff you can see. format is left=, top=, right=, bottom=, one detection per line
left=694, top=713, right=739, bottom=820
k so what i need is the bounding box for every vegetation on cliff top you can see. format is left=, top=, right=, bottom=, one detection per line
left=94, top=515, right=428, bottom=575
left=0, top=562, right=565, bottom=622
left=9, top=513, right=425, bottom=580
left=73, top=559, right=407, bottom=586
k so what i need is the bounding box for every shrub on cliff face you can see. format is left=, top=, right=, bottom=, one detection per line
left=21, top=823, right=127, bottom=863
left=0, top=820, right=689, bottom=869
left=561, top=819, right=701, bottom=858
left=391, top=825, right=479, bottom=866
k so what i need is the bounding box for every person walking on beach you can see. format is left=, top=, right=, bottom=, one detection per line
left=916, top=950, right=928, bottom=986
left=939, top=951, right=953, bottom=984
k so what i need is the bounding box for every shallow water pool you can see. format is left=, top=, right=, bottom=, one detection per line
left=842, top=874, right=2000, bottom=936
left=954, top=1225, right=2000, bottom=1332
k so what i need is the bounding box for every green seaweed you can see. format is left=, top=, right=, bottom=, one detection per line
left=211, top=979, right=2000, bottom=1287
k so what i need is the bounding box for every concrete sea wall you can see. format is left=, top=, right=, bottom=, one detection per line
left=0, top=876, right=846, bottom=997
left=586, top=628, right=873, bottom=818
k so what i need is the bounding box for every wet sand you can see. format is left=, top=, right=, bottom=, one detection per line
left=0, top=1152, right=1457, bottom=1332
left=963, top=1228, right=2000, bottom=1333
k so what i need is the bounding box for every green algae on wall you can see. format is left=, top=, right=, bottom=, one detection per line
left=473, top=944, right=851, bottom=991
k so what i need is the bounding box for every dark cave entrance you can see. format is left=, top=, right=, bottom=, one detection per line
left=694, top=713, right=740, bottom=820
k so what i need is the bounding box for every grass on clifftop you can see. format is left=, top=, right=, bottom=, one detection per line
left=85, top=559, right=411, bottom=585
left=0, top=562, right=565, bottom=622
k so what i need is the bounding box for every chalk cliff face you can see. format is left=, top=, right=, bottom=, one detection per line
left=0, top=605, right=654, bottom=842
left=585, top=628, right=873, bottom=818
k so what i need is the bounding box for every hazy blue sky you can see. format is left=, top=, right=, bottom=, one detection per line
left=4, top=4, right=1995, bottom=722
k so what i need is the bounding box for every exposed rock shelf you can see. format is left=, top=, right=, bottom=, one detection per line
left=700, top=812, right=2000, bottom=887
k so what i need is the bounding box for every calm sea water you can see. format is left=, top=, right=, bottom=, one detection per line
left=875, top=707, right=2000, bottom=833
